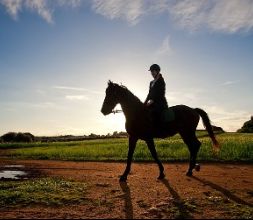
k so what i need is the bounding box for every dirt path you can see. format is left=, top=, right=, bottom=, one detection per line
left=0, top=159, right=252, bottom=219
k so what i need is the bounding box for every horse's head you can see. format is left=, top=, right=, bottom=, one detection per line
left=101, top=80, right=121, bottom=115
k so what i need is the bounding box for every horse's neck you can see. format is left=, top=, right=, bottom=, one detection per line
left=119, top=92, right=143, bottom=121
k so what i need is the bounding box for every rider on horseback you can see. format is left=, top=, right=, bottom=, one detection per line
left=144, top=64, right=169, bottom=132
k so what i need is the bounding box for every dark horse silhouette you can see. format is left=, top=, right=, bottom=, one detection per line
left=101, top=81, right=219, bottom=182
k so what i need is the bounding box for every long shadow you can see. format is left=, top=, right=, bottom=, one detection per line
left=119, top=182, right=133, bottom=219
left=160, top=179, right=193, bottom=219
left=191, top=176, right=253, bottom=207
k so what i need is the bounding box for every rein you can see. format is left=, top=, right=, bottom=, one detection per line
left=112, top=109, right=123, bottom=114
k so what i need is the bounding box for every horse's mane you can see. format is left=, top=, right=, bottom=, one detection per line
left=114, top=83, right=143, bottom=105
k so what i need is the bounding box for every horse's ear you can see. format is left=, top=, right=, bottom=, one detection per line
left=108, top=80, right=115, bottom=87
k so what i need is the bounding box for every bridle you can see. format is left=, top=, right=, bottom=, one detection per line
left=112, top=109, right=123, bottom=114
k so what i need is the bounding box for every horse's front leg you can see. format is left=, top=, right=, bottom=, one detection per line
left=120, top=136, right=138, bottom=182
left=145, top=138, right=165, bottom=179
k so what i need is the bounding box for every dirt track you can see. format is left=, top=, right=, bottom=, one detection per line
left=0, top=159, right=252, bottom=219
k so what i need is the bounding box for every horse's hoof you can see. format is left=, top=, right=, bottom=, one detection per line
left=119, top=175, right=127, bottom=182
left=158, top=173, right=165, bottom=180
left=195, top=164, right=200, bottom=172
left=186, top=171, right=192, bottom=177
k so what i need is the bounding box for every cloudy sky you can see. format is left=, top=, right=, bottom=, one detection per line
left=0, top=0, right=253, bottom=136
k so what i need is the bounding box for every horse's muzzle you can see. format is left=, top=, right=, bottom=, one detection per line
left=101, top=108, right=111, bottom=115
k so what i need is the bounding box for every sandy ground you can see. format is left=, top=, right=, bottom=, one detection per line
left=0, top=159, right=252, bottom=219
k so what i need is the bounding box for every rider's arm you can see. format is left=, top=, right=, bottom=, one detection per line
left=144, top=82, right=152, bottom=105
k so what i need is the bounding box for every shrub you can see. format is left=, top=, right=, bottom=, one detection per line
left=1, top=132, right=17, bottom=142
left=23, top=132, right=35, bottom=141
left=1, top=132, right=34, bottom=143
left=15, top=133, right=33, bottom=143
left=212, top=125, right=225, bottom=133
left=237, top=116, right=253, bottom=133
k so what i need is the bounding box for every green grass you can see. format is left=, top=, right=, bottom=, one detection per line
left=1, top=132, right=253, bottom=162
left=0, top=178, right=88, bottom=207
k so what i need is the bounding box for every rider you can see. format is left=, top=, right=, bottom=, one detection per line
left=144, top=64, right=169, bottom=131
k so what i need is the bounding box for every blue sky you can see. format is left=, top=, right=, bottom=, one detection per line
left=0, top=0, right=253, bottom=136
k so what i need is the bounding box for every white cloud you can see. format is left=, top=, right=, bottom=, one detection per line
left=53, top=85, right=86, bottom=91
left=91, top=0, right=253, bottom=34
left=166, top=90, right=251, bottom=131
left=31, top=102, right=56, bottom=109
left=202, top=105, right=251, bottom=131
left=25, top=0, right=53, bottom=23
left=65, top=95, right=89, bottom=101
left=91, top=0, right=144, bottom=25
left=208, top=0, right=253, bottom=33
left=1, top=0, right=253, bottom=33
left=56, top=0, right=81, bottom=8
left=1, top=101, right=58, bottom=110
left=0, top=0, right=53, bottom=23
left=53, top=85, right=103, bottom=94
left=220, top=80, right=240, bottom=86
left=36, top=89, right=46, bottom=95
left=154, top=35, right=172, bottom=60
left=91, top=0, right=170, bottom=25
left=1, top=0, right=22, bottom=20
left=167, top=88, right=204, bottom=104
left=0, top=0, right=81, bottom=23
left=169, top=0, right=253, bottom=34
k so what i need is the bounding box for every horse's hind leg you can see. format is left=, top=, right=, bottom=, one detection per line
left=188, top=135, right=201, bottom=176
left=145, top=138, right=165, bottom=179
left=180, top=132, right=201, bottom=176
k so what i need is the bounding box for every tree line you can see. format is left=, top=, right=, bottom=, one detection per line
left=0, top=131, right=128, bottom=143
left=1, top=117, right=252, bottom=143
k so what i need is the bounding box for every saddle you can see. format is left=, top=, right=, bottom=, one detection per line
left=147, top=107, right=175, bottom=133
left=160, top=107, right=175, bottom=123
left=152, top=108, right=176, bottom=137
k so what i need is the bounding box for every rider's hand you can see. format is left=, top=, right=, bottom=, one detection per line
left=146, top=99, right=154, bottom=106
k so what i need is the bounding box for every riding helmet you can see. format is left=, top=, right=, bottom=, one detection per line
left=149, top=64, right=160, bottom=72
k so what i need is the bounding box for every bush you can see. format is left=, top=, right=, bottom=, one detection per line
left=23, top=132, right=35, bottom=142
left=1, top=132, right=34, bottom=143
left=212, top=125, right=225, bottom=133
left=15, top=133, right=33, bottom=143
left=1, top=132, right=17, bottom=142
left=237, top=116, right=253, bottom=133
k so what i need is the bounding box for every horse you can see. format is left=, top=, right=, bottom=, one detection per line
left=101, top=81, right=220, bottom=182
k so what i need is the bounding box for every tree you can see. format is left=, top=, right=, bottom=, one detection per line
left=211, top=125, right=225, bottom=133
left=112, top=131, right=118, bottom=137
left=1, top=132, right=34, bottom=143
left=237, top=116, right=253, bottom=133
left=1, top=132, right=17, bottom=142
left=15, top=132, right=33, bottom=143
left=23, top=132, right=35, bottom=141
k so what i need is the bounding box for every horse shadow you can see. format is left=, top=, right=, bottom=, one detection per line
left=119, top=179, right=193, bottom=219
left=160, top=179, right=193, bottom=219
left=191, top=176, right=253, bottom=207
left=119, top=182, right=133, bottom=219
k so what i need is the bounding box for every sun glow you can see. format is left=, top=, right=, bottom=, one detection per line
left=104, top=112, right=126, bottom=133
left=109, top=103, right=126, bottom=131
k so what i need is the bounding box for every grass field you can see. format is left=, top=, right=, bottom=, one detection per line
left=1, top=132, right=253, bottom=162
left=0, top=178, right=88, bottom=207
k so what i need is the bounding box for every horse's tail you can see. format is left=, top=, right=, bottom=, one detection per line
left=195, top=108, right=220, bottom=151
